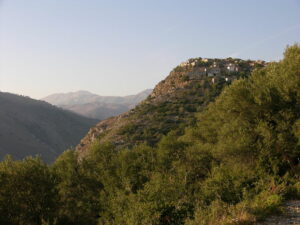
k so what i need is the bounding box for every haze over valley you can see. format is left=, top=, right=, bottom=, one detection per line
left=0, top=92, right=97, bottom=162
left=42, top=89, right=152, bottom=120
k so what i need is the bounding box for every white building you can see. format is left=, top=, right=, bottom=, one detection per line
left=226, top=63, right=239, bottom=72
left=179, top=61, right=189, bottom=67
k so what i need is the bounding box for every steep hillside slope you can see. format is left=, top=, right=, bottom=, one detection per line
left=77, top=57, right=267, bottom=154
left=0, top=92, right=97, bottom=162
left=42, top=89, right=152, bottom=120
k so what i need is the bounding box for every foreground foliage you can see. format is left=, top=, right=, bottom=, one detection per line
left=0, top=45, right=299, bottom=225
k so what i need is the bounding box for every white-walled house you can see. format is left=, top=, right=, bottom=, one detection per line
left=226, top=63, right=239, bottom=72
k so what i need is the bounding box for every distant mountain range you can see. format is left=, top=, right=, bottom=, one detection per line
left=42, top=89, right=152, bottom=120
left=0, top=92, right=97, bottom=162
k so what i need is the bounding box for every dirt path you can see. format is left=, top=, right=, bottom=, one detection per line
left=258, top=200, right=300, bottom=225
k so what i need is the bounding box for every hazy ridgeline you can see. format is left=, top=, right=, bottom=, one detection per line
left=42, top=89, right=153, bottom=120
left=0, top=45, right=299, bottom=225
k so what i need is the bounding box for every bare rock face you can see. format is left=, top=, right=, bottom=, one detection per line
left=76, top=112, right=131, bottom=155
left=150, top=70, right=190, bottom=99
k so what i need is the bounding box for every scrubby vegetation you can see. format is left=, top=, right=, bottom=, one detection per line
left=122, top=79, right=226, bottom=146
left=0, top=45, right=299, bottom=225
left=77, top=55, right=263, bottom=153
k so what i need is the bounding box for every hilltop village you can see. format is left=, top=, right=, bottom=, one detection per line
left=176, top=57, right=268, bottom=83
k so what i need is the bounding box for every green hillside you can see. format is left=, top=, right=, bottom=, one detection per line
left=76, top=57, right=265, bottom=155
left=0, top=45, right=299, bottom=225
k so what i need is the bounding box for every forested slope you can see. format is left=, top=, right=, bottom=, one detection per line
left=77, top=57, right=264, bottom=155
left=0, top=45, right=299, bottom=225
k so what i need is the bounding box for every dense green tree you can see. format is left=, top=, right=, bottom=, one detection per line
left=0, top=156, right=58, bottom=225
left=52, top=150, right=102, bottom=225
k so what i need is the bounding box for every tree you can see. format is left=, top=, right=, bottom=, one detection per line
left=0, top=156, right=58, bottom=225
left=52, top=150, right=102, bottom=225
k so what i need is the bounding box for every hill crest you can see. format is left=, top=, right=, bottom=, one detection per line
left=76, top=57, right=267, bottom=155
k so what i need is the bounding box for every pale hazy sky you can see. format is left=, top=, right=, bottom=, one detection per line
left=0, top=0, right=299, bottom=99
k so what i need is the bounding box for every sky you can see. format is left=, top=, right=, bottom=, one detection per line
left=0, top=0, right=299, bottom=99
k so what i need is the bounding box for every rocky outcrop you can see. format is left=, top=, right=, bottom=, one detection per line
left=149, top=70, right=190, bottom=99
left=76, top=111, right=131, bottom=155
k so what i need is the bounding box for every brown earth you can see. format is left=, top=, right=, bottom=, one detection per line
left=258, top=200, right=300, bottom=225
